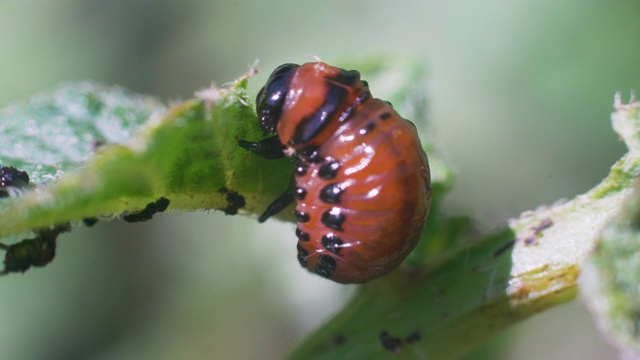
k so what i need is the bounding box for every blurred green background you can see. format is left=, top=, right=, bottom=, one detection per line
left=0, top=1, right=637, bottom=359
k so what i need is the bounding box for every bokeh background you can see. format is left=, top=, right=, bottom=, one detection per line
left=1, top=1, right=637, bottom=359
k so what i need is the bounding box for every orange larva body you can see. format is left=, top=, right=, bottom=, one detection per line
left=240, top=62, right=431, bottom=284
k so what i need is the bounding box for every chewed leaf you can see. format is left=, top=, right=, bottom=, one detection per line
left=0, top=72, right=294, bottom=240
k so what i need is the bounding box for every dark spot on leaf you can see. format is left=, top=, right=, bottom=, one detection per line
left=0, top=165, right=30, bottom=198
left=82, top=218, right=99, bottom=227
left=379, top=331, right=403, bottom=354
left=492, top=239, right=516, bottom=257
left=217, top=187, right=246, bottom=215
left=405, top=331, right=421, bottom=343
left=0, top=223, right=71, bottom=275
left=154, top=197, right=170, bottom=212
left=123, top=197, right=171, bottom=222
left=91, top=139, right=107, bottom=150
left=331, top=334, right=347, bottom=346
left=531, top=218, right=553, bottom=235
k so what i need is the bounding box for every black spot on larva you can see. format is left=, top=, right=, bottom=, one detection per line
left=361, top=80, right=369, bottom=88
left=295, top=210, right=310, bottom=223
left=297, top=244, right=308, bottom=267
left=0, top=223, right=71, bottom=275
left=0, top=165, right=30, bottom=198
left=297, top=255, right=307, bottom=267
left=318, top=254, right=337, bottom=271
left=294, top=161, right=309, bottom=177
left=320, top=183, right=343, bottom=204
left=315, top=264, right=332, bottom=279
left=82, top=218, right=99, bottom=227
left=319, top=160, right=340, bottom=180
left=308, top=153, right=322, bottom=164
left=322, top=208, right=345, bottom=231
left=380, top=112, right=392, bottom=121
left=321, top=233, right=344, bottom=255
left=294, top=187, right=307, bottom=200
left=380, top=331, right=403, bottom=353
left=384, top=100, right=393, bottom=108
left=298, top=145, right=322, bottom=163
left=218, top=187, right=246, bottom=215
left=295, top=227, right=310, bottom=241
left=359, top=122, right=376, bottom=135
left=123, top=197, right=171, bottom=223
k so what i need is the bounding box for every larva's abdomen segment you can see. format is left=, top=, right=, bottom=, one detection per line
left=293, top=100, right=430, bottom=283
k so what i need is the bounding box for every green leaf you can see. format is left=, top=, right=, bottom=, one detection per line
left=581, top=97, right=640, bottom=358
left=0, top=71, right=294, bottom=239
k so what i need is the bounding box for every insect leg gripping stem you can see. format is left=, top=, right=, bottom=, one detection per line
left=238, top=135, right=286, bottom=159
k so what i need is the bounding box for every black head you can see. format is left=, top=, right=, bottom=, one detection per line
left=256, top=63, right=299, bottom=134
